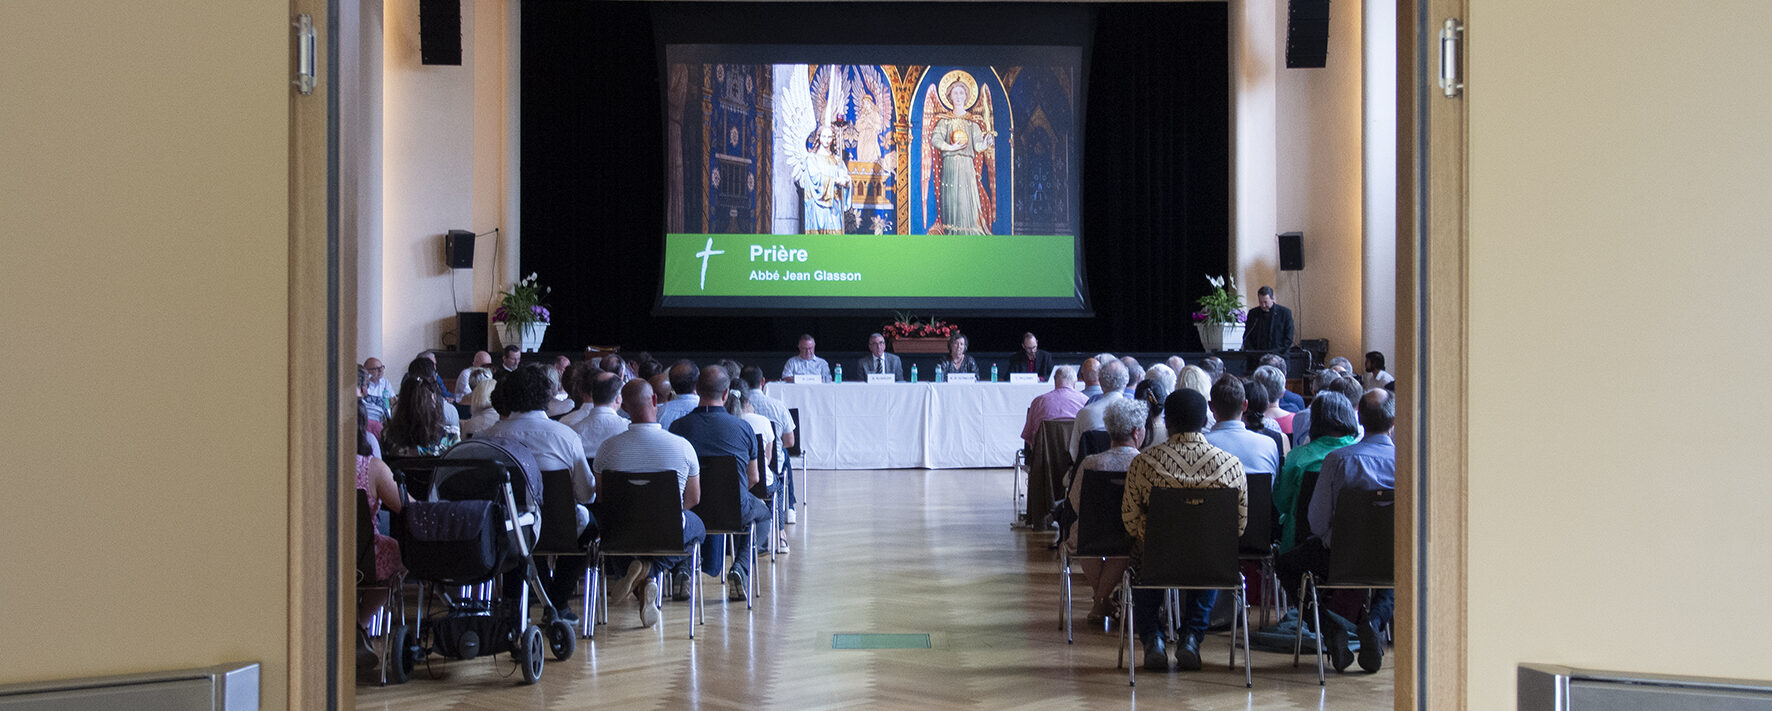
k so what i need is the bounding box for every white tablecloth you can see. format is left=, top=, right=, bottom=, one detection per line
left=765, top=381, right=1050, bottom=469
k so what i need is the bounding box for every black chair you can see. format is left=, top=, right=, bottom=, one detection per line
left=1064, top=430, right=1113, bottom=493
left=1239, top=473, right=1282, bottom=626
left=785, top=407, right=805, bottom=507
left=1118, top=487, right=1252, bottom=688
left=692, top=455, right=759, bottom=607
left=535, top=469, right=595, bottom=639
left=1294, top=468, right=1323, bottom=548
left=595, top=470, right=703, bottom=638
left=750, top=433, right=783, bottom=563
left=357, top=489, right=413, bottom=685
left=1294, top=487, right=1395, bottom=684
left=1062, top=469, right=1130, bottom=643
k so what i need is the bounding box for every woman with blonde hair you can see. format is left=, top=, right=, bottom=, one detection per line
left=461, top=368, right=499, bottom=436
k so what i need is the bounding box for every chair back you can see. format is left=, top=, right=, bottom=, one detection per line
left=785, top=408, right=802, bottom=457
left=1073, top=469, right=1131, bottom=557
left=355, top=489, right=376, bottom=581
left=1294, top=468, right=1322, bottom=542
left=749, top=433, right=772, bottom=500
left=1325, top=487, right=1395, bottom=586
left=1138, top=487, right=1242, bottom=588
left=534, top=469, right=582, bottom=554
left=692, top=455, right=747, bottom=533
left=1078, top=430, right=1112, bottom=460
left=1239, top=473, right=1276, bottom=557
left=597, top=470, right=686, bottom=555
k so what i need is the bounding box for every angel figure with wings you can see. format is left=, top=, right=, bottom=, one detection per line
left=777, top=66, right=853, bottom=234
left=923, top=70, right=997, bottom=235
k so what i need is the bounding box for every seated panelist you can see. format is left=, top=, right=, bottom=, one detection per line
left=856, top=333, right=903, bottom=381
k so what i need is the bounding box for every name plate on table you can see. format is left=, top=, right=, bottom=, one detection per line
left=866, top=373, right=895, bottom=384
left=1008, top=373, right=1040, bottom=384
left=792, top=374, right=822, bottom=384
left=945, top=373, right=977, bottom=383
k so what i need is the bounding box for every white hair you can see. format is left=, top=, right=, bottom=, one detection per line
left=1145, top=364, right=1176, bottom=394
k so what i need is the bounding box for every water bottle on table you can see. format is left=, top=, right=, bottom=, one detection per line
left=834, top=364, right=843, bottom=383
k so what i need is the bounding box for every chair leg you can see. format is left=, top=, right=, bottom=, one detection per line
left=1293, top=576, right=1306, bottom=666
left=1309, top=577, right=1326, bottom=685
left=580, top=561, right=594, bottom=638
left=1124, top=571, right=1136, bottom=687
left=1061, top=554, right=1072, bottom=641
left=1241, top=586, right=1254, bottom=688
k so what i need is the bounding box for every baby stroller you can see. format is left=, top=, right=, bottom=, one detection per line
left=390, top=437, right=576, bottom=684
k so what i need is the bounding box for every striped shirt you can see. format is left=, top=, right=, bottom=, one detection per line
left=591, top=423, right=700, bottom=501
left=1121, top=432, right=1247, bottom=564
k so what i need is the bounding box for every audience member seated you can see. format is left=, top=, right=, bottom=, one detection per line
left=1365, top=351, right=1394, bottom=388
left=1021, top=365, right=1085, bottom=451
left=1165, top=355, right=1185, bottom=376
left=1274, top=391, right=1358, bottom=556
left=361, top=357, right=395, bottom=422
left=1078, top=358, right=1103, bottom=401
left=939, top=332, right=978, bottom=376
left=1205, top=376, right=1281, bottom=477
left=1064, top=397, right=1147, bottom=621
left=1292, top=373, right=1365, bottom=447
left=1240, top=376, right=1291, bottom=459
left=781, top=333, right=833, bottom=382
left=1122, top=389, right=1248, bottom=672
left=382, top=374, right=460, bottom=458
left=1009, top=332, right=1054, bottom=379
left=739, top=365, right=799, bottom=521
left=1251, top=365, right=1296, bottom=435
left=356, top=366, right=383, bottom=457
left=728, top=388, right=786, bottom=552
left=1197, top=356, right=1225, bottom=385
left=572, top=372, right=627, bottom=459
left=557, top=361, right=602, bottom=427
left=1132, top=376, right=1171, bottom=449
left=543, top=364, right=576, bottom=418
left=1278, top=389, right=1396, bottom=673
left=1177, top=365, right=1214, bottom=429
left=1260, top=353, right=1308, bottom=412
left=592, top=378, right=707, bottom=622
left=480, top=364, right=597, bottom=623
left=492, top=344, right=522, bottom=383
left=1069, top=360, right=1129, bottom=460
left=353, top=401, right=407, bottom=675
left=460, top=368, right=498, bottom=437
left=1119, top=357, right=1143, bottom=398
left=657, top=360, right=701, bottom=430
left=404, top=357, right=460, bottom=429
left=669, top=366, right=772, bottom=600
left=453, top=350, right=491, bottom=400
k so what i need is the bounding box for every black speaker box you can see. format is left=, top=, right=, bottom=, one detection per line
left=457, top=312, right=488, bottom=352
left=445, top=229, right=475, bottom=268
left=420, top=0, right=462, bottom=66
left=1286, top=0, right=1331, bottom=69
left=1278, top=232, right=1305, bottom=271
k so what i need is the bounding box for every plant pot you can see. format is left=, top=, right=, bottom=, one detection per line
left=1194, top=322, right=1246, bottom=352
left=890, top=337, right=949, bottom=354
left=497, top=321, right=549, bottom=353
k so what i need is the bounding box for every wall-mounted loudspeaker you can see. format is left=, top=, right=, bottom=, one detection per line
left=419, top=0, right=462, bottom=66
left=1278, top=232, right=1305, bottom=271
left=1286, top=0, right=1331, bottom=69
left=457, top=312, right=488, bottom=352
left=445, top=229, right=475, bottom=269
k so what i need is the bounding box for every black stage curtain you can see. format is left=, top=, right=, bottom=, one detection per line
left=521, top=2, right=1227, bottom=354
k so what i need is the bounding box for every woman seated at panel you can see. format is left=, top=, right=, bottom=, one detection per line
left=354, top=401, right=408, bottom=675
left=939, top=332, right=978, bottom=375
left=1064, top=397, right=1148, bottom=621
left=382, top=374, right=460, bottom=458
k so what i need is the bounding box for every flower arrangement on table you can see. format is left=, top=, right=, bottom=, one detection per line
left=1191, top=275, right=1247, bottom=324
left=492, top=272, right=551, bottom=325
left=881, top=312, right=958, bottom=340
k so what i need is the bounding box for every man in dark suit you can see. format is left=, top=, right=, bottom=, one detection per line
left=1242, top=286, right=1295, bottom=353
left=1009, top=331, right=1054, bottom=380
left=856, top=333, right=904, bottom=380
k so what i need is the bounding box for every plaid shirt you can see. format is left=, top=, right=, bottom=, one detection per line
left=1121, top=432, right=1247, bottom=565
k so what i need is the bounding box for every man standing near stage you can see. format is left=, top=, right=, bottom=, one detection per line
left=856, top=333, right=903, bottom=381
left=1242, top=286, right=1295, bottom=353
left=782, top=333, right=833, bottom=382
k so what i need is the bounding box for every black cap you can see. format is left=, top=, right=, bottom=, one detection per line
left=1164, top=389, right=1210, bottom=434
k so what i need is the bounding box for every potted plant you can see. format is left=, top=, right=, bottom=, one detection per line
left=493, top=272, right=551, bottom=352
left=1191, top=274, right=1247, bottom=351
left=881, top=312, right=958, bottom=353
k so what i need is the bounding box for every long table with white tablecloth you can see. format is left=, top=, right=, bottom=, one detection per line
left=764, top=381, right=1050, bottom=469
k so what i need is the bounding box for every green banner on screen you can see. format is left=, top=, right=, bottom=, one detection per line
left=661, top=233, right=1075, bottom=300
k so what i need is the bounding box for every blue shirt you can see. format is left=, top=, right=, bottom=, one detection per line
left=656, top=393, right=701, bottom=431
left=668, top=406, right=758, bottom=472
left=1308, top=433, right=1395, bottom=547
left=1279, top=390, right=1306, bottom=413
left=1205, top=420, right=1281, bottom=475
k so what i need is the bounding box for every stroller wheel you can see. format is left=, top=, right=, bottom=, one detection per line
left=546, top=619, right=576, bottom=661
left=518, top=625, right=545, bottom=684
left=385, top=624, right=416, bottom=684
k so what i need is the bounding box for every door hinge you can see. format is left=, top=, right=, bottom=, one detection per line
left=1440, top=18, right=1464, bottom=98
left=294, top=14, right=317, bottom=95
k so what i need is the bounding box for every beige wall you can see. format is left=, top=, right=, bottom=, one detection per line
left=0, top=1, right=291, bottom=706
left=379, top=0, right=510, bottom=364
left=1465, top=0, right=1772, bottom=707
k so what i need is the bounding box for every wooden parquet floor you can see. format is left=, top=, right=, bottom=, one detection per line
left=358, top=468, right=1393, bottom=710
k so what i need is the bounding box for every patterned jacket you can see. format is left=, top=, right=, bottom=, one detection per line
left=1121, top=432, right=1247, bottom=566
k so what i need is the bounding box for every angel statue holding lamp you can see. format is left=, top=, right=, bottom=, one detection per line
left=924, top=70, right=997, bottom=235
